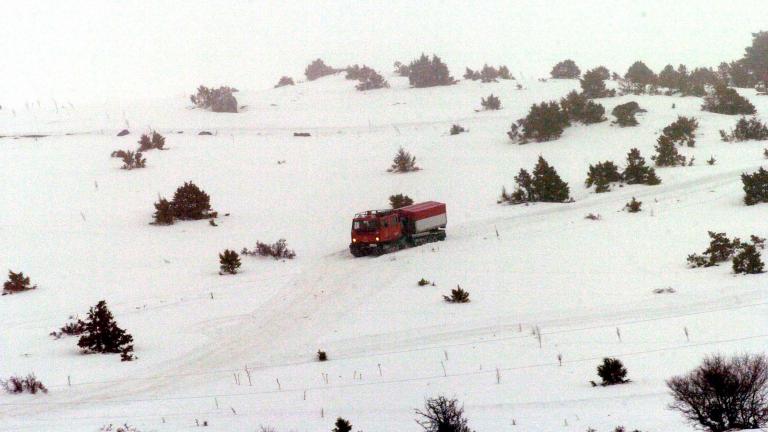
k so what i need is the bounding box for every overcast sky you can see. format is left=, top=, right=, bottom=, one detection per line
left=2, top=0, right=767, bottom=106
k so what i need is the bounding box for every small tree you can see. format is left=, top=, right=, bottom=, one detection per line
left=480, top=94, right=501, bottom=110
left=667, top=354, right=768, bottom=432
left=120, top=151, right=146, bottom=170
left=702, top=85, right=756, bottom=115
left=623, top=148, right=661, bottom=185
left=611, top=101, right=642, bottom=127
left=663, top=116, right=698, bottom=147
left=498, top=65, right=513, bottom=80
left=501, top=157, right=571, bottom=203
left=720, top=117, right=768, bottom=142
left=389, top=147, right=420, bottom=173
left=138, top=134, right=153, bottom=152
left=512, top=101, right=570, bottom=143
left=596, top=358, right=629, bottom=386
left=408, top=54, right=455, bottom=88
left=550, top=59, right=581, bottom=79
left=219, top=249, right=241, bottom=275
left=450, top=124, right=466, bottom=135
left=652, top=135, right=687, bottom=167
left=580, top=68, right=615, bottom=99
left=355, top=67, right=389, bottom=91
left=332, top=417, right=352, bottom=432
left=560, top=91, right=606, bottom=124
left=624, top=61, right=657, bottom=91
left=389, top=194, right=414, bottom=209
left=687, top=231, right=743, bottom=268
left=415, top=396, right=473, bottom=432
left=171, top=182, right=213, bottom=220
left=733, top=243, right=765, bottom=274
left=393, top=61, right=410, bottom=77
left=151, top=131, right=165, bottom=150
left=77, top=301, right=134, bottom=360
left=3, top=271, right=36, bottom=295
left=305, top=59, right=337, bottom=81
left=585, top=161, right=622, bottom=193
left=742, top=167, right=768, bottom=205
left=625, top=197, right=642, bottom=213
left=274, top=76, right=295, bottom=88
left=443, top=285, right=470, bottom=303
left=152, top=197, right=174, bottom=225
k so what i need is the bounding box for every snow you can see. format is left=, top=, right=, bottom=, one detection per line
left=1, top=74, right=767, bottom=431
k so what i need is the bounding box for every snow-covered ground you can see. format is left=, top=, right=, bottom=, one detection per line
left=1, top=74, right=767, bottom=431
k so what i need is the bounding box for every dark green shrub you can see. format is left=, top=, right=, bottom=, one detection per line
left=408, top=54, right=455, bottom=88
left=443, top=285, right=470, bottom=303
left=77, top=300, right=134, bottom=361
left=171, top=182, right=213, bottom=220
left=275, top=76, right=294, bottom=88
left=702, top=85, right=756, bottom=115
left=585, top=161, right=622, bottom=193
left=355, top=67, right=389, bottom=91
left=332, top=417, right=351, bottom=432
left=624, top=61, right=657, bottom=92
left=501, top=157, right=571, bottom=203
left=625, top=197, right=642, bottom=213
left=389, top=147, right=420, bottom=172
left=580, top=68, right=615, bottom=99
left=611, top=101, right=643, bottom=127
left=720, top=117, right=768, bottom=142
left=3, top=271, right=36, bottom=295
left=742, top=167, right=768, bottom=205
left=652, top=135, right=687, bottom=167
left=389, top=194, right=414, bottom=209
left=219, top=249, right=241, bottom=275
left=153, top=198, right=174, bottom=225
left=511, top=101, right=570, bottom=143
left=623, top=148, right=661, bottom=185
left=596, top=358, right=629, bottom=386
left=305, top=59, right=337, bottom=81
left=560, top=91, right=606, bottom=124
left=190, top=86, right=238, bottom=113
left=550, top=59, right=580, bottom=79
left=450, top=124, right=466, bottom=135
left=120, top=151, right=146, bottom=170
left=480, top=94, right=501, bottom=110
left=662, top=116, right=698, bottom=147
left=732, top=243, right=765, bottom=274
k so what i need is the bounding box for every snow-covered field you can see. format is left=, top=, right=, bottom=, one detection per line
left=1, top=74, right=767, bottom=431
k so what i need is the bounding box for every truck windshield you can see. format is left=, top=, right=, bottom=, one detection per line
left=353, top=220, right=378, bottom=231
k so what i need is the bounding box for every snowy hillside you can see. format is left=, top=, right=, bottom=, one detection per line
left=1, top=73, right=767, bottom=431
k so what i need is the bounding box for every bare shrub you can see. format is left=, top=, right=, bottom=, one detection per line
left=388, top=147, right=420, bottom=172
left=443, top=285, right=470, bottom=303
left=415, top=396, right=473, bottom=432
left=667, top=354, right=768, bottom=432
left=242, top=239, right=296, bottom=260
left=50, top=315, right=86, bottom=339
left=1, top=374, right=48, bottom=394
left=3, top=270, right=36, bottom=295
left=120, top=150, right=146, bottom=170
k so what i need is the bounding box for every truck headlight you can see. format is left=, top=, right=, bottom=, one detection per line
left=375, top=237, right=380, bottom=242
left=352, top=238, right=357, bottom=243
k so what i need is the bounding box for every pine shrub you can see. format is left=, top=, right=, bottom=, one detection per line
left=623, top=61, right=657, bottom=93
left=242, top=239, right=296, bottom=260
left=138, top=134, right=152, bottom=152
left=463, top=67, right=480, bottom=81
left=611, top=101, right=643, bottom=127
left=332, top=418, right=352, bottom=432
left=511, top=101, right=570, bottom=143
left=667, top=354, right=768, bottom=432
left=407, top=54, right=456, bottom=88
left=50, top=315, right=86, bottom=339
left=443, top=285, right=470, bottom=303
left=742, top=167, right=768, bottom=205
left=305, top=59, right=337, bottom=81
left=415, top=396, right=473, bottom=432
left=393, top=61, right=410, bottom=77
left=152, top=197, right=174, bottom=225
left=585, top=161, right=622, bottom=193
left=702, top=85, right=756, bottom=115
left=389, top=193, right=414, bottom=209
left=560, top=91, right=606, bottom=124
left=625, top=197, right=642, bottom=213
left=151, top=131, right=165, bottom=150
left=389, top=147, right=420, bottom=172
left=501, top=157, right=571, bottom=203
left=596, top=358, right=629, bottom=386
left=498, top=65, right=513, bottom=80
left=732, top=243, right=765, bottom=274
left=355, top=67, right=389, bottom=91
left=623, top=148, right=661, bottom=185
left=317, top=350, right=328, bottom=362
left=77, top=301, right=134, bottom=360
left=120, top=151, right=146, bottom=170
left=480, top=94, right=501, bottom=110
left=3, top=271, right=36, bottom=295
left=450, top=124, right=466, bottom=135
left=219, top=249, right=241, bottom=275
left=687, top=231, right=742, bottom=268
left=275, top=76, right=295, bottom=88
left=720, top=117, right=768, bottom=142
left=652, top=135, right=687, bottom=167
left=171, top=182, right=213, bottom=220
left=663, top=116, right=698, bottom=147
left=190, top=85, right=238, bottom=113
left=580, top=68, right=615, bottom=99
left=417, top=278, right=431, bottom=286
left=550, top=59, right=581, bottom=79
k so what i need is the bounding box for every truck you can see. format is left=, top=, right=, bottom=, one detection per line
left=349, top=201, right=447, bottom=257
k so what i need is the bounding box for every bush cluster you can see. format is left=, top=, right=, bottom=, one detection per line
left=622, top=148, right=661, bottom=185
left=480, top=94, right=501, bottom=110
left=652, top=135, right=687, bottom=167
left=389, top=193, right=414, bottom=209
left=407, top=54, right=456, bottom=88
left=560, top=91, right=606, bottom=124
left=500, top=156, right=571, bottom=204
left=138, top=131, right=165, bottom=151
left=190, top=85, right=238, bottom=113
left=687, top=231, right=765, bottom=273
left=346, top=65, right=389, bottom=91
left=720, top=117, right=768, bottom=142
left=50, top=315, right=86, bottom=339
left=585, top=161, right=622, bottom=193
left=662, top=116, right=699, bottom=147
left=464, top=64, right=513, bottom=82
left=274, top=76, right=294, bottom=88
left=119, top=150, right=146, bottom=170
left=242, top=239, right=296, bottom=260
left=580, top=68, right=616, bottom=99
left=594, top=357, right=629, bottom=386
left=1, top=374, right=47, bottom=394
left=305, top=59, right=338, bottom=81
left=450, top=124, right=466, bottom=135
left=702, top=85, right=756, bottom=115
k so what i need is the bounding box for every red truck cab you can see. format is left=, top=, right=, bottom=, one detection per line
left=349, top=202, right=447, bottom=257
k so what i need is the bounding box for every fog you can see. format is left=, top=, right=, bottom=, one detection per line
left=2, top=0, right=766, bottom=106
